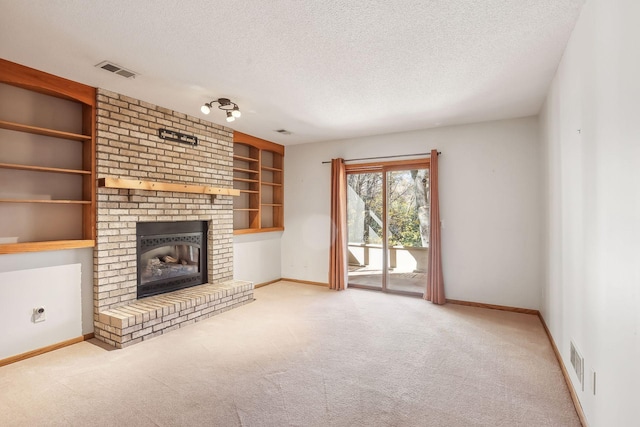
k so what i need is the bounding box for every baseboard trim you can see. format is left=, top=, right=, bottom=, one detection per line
left=280, top=277, right=328, bottom=287
left=538, top=314, right=588, bottom=427
left=255, top=279, right=282, bottom=288
left=445, top=298, right=539, bottom=315
left=0, top=333, right=95, bottom=368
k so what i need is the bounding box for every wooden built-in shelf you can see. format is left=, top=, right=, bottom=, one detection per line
left=260, top=227, right=284, bottom=233
left=0, top=162, right=91, bottom=175
left=0, top=239, right=95, bottom=255
left=1, top=59, right=97, bottom=254
left=261, top=166, right=282, bottom=172
left=233, top=131, right=284, bottom=234
left=233, top=154, right=259, bottom=163
left=234, top=177, right=259, bottom=184
left=0, top=119, right=91, bottom=142
left=98, top=177, right=240, bottom=197
left=233, top=167, right=258, bottom=174
left=233, top=227, right=284, bottom=235
left=0, top=198, right=91, bottom=204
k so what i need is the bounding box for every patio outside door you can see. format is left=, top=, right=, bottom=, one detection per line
left=346, top=160, right=429, bottom=296
left=347, top=171, right=384, bottom=290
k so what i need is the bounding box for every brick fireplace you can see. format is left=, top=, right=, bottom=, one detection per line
left=136, top=220, right=209, bottom=298
left=93, top=89, right=253, bottom=348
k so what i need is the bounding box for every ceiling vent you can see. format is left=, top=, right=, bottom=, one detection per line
left=95, top=61, right=138, bottom=79
left=275, top=129, right=291, bottom=135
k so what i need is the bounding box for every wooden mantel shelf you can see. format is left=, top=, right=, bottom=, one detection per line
left=98, top=177, right=240, bottom=196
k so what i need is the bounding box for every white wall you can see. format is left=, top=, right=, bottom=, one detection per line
left=0, top=248, right=93, bottom=359
left=282, top=117, right=542, bottom=309
left=0, top=82, right=94, bottom=361
left=540, top=0, right=640, bottom=425
left=233, top=232, right=282, bottom=285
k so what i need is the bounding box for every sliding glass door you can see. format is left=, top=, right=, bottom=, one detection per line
left=346, top=171, right=384, bottom=289
left=386, top=168, right=429, bottom=294
left=346, top=160, right=430, bottom=296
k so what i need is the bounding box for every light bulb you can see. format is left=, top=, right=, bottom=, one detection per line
left=226, top=111, right=235, bottom=122
left=231, top=108, right=241, bottom=118
left=200, top=104, right=211, bottom=114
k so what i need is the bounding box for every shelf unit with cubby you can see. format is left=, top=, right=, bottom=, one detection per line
left=0, top=59, right=96, bottom=254
left=232, top=131, right=284, bottom=234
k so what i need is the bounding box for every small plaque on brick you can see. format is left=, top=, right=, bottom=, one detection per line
left=158, top=128, right=198, bottom=146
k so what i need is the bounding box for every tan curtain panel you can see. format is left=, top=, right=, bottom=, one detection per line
left=425, top=149, right=445, bottom=304
left=329, top=158, right=347, bottom=290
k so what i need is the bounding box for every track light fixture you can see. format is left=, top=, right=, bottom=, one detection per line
left=200, top=98, right=241, bottom=122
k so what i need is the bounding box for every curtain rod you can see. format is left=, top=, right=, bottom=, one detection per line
left=321, top=151, right=441, bottom=164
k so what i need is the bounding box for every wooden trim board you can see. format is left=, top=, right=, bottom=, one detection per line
left=345, top=157, right=430, bottom=173
left=0, top=119, right=92, bottom=141
left=538, top=314, right=589, bottom=426
left=254, top=278, right=329, bottom=288
left=280, top=278, right=329, bottom=287
left=0, top=162, right=91, bottom=175
left=0, top=239, right=95, bottom=255
left=234, top=131, right=285, bottom=155
left=0, top=333, right=95, bottom=367
left=233, top=227, right=284, bottom=235
left=0, top=58, right=96, bottom=106
left=254, top=279, right=282, bottom=288
left=445, top=298, right=539, bottom=315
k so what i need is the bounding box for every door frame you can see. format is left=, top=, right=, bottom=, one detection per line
left=345, top=158, right=430, bottom=296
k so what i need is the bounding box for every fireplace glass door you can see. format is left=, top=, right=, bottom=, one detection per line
left=136, top=221, right=208, bottom=298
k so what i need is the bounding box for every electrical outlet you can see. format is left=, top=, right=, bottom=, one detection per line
left=32, top=306, right=46, bottom=323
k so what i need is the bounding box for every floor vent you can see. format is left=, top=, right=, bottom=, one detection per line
left=95, top=61, right=138, bottom=79
left=570, top=340, right=584, bottom=391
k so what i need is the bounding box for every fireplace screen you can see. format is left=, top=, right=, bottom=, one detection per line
left=136, top=221, right=208, bottom=299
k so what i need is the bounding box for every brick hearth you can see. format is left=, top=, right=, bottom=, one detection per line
left=93, top=89, right=252, bottom=347
left=96, top=280, right=253, bottom=348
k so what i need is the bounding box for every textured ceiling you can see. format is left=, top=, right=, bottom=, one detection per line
left=0, top=1, right=584, bottom=145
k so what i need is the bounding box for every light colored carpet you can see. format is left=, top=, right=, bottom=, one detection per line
left=0, top=281, right=580, bottom=426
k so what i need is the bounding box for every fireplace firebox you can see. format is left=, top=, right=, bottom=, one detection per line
left=136, top=221, right=208, bottom=299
